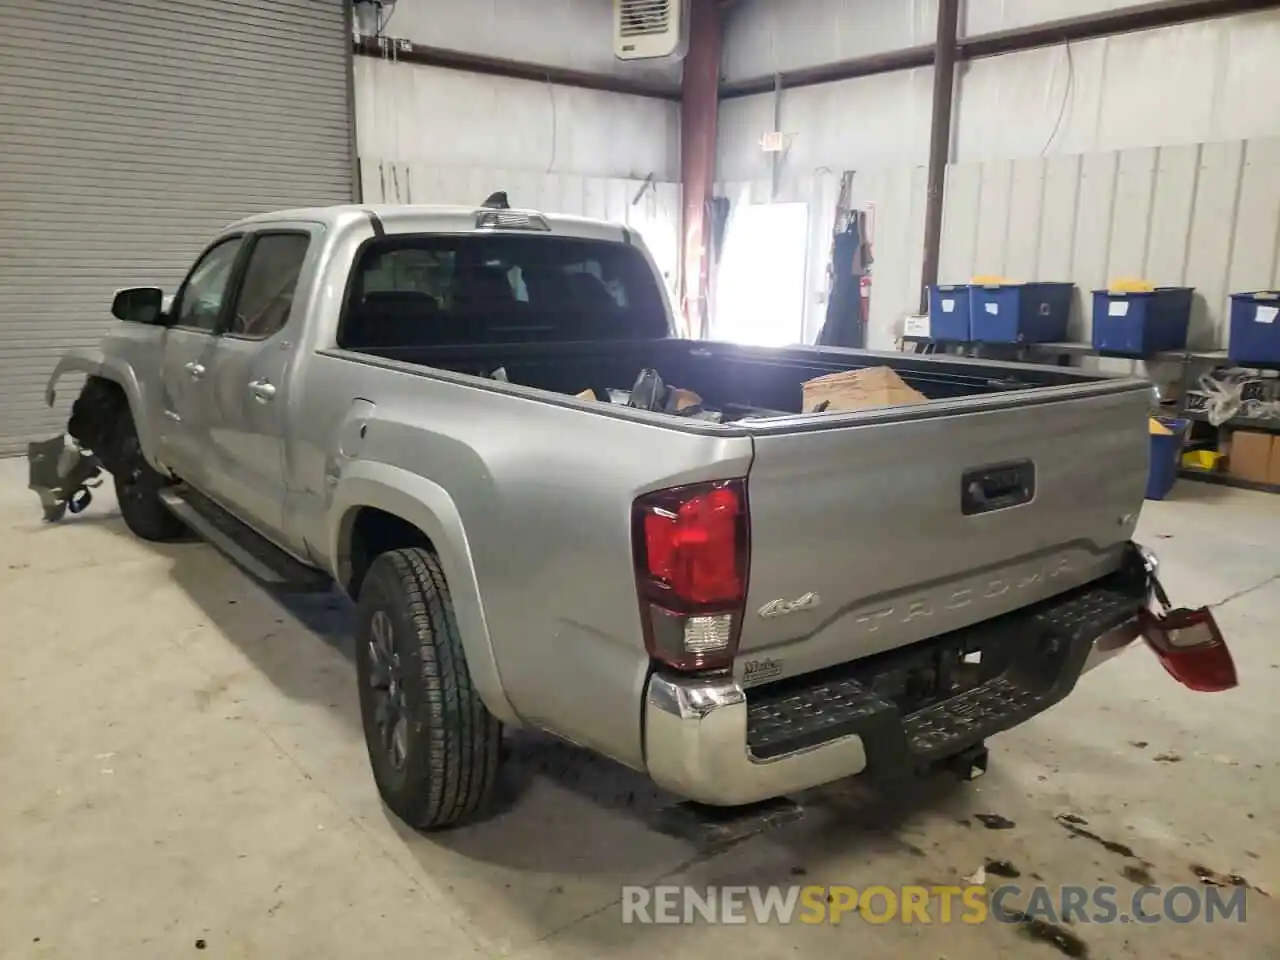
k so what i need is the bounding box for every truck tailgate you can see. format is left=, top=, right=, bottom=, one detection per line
left=736, top=382, right=1151, bottom=685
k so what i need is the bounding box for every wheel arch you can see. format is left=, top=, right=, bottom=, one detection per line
left=50, top=349, right=159, bottom=471
left=330, top=463, right=519, bottom=726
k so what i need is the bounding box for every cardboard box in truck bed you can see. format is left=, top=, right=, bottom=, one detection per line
left=802, top=366, right=927, bottom=414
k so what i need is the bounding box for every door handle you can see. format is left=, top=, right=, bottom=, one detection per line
left=248, top=379, right=277, bottom=402
left=185, top=361, right=206, bottom=379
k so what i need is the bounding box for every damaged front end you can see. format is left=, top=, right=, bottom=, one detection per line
left=28, top=374, right=127, bottom=523
left=27, top=434, right=103, bottom=523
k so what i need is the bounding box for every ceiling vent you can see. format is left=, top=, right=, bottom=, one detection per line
left=614, top=0, right=688, bottom=61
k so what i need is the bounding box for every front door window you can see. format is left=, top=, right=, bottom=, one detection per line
left=173, top=237, right=244, bottom=332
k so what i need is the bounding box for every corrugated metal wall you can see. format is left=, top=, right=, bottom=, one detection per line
left=0, top=0, right=353, bottom=455
left=939, top=138, right=1280, bottom=351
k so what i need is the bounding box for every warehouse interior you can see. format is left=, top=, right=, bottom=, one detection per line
left=1, top=1, right=1278, bottom=958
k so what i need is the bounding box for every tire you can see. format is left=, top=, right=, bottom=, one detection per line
left=111, top=410, right=187, bottom=542
left=355, top=548, right=503, bottom=829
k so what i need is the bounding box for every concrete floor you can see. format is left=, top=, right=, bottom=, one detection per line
left=1, top=457, right=1277, bottom=960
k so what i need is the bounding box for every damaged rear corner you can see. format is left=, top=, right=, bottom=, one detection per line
left=28, top=374, right=128, bottom=523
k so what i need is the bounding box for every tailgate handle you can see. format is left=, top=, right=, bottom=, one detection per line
left=962, top=461, right=1035, bottom=515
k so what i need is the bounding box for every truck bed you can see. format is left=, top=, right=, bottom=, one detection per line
left=354, top=337, right=1111, bottom=420
left=350, top=336, right=1152, bottom=683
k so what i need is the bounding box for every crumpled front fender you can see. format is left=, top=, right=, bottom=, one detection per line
left=45, top=345, right=109, bottom=407
left=46, top=347, right=161, bottom=473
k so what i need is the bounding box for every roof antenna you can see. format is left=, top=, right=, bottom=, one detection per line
left=481, top=190, right=510, bottom=210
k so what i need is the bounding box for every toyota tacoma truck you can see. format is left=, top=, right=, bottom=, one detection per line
left=28, top=201, right=1234, bottom=830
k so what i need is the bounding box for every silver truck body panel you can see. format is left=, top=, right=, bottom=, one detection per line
left=42, top=202, right=1156, bottom=786
left=737, top=386, right=1149, bottom=685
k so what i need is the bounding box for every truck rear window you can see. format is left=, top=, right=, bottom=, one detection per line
left=339, top=234, right=669, bottom=348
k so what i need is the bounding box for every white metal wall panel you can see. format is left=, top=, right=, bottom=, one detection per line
left=382, top=0, right=682, bottom=83
left=721, top=0, right=937, bottom=82
left=715, top=67, right=934, bottom=183
left=0, top=0, right=353, bottom=455
left=355, top=57, right=679, bottom=181
left=717, top=136, right=1280, bottom=360
left=956, top=13, right=1280, bottom=162
left=1005, top=158, right=1048, bottom=283
left=718, top=13, right=1280, bottom=175
left=362, top=158, right=683, bottom=299
left=937, top=137, right=1280, bottom=351
left=1036, top=155, right=1084, bottom=282
left=963, top=0, right=1148, bottom=35
left=1186, top=141, right=1247, bottom=351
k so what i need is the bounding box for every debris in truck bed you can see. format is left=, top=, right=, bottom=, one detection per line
left=576, top=368, right=718, bottom=420
left=802, top=366, right=926, bottom=413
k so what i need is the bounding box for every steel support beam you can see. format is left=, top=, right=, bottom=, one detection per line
left=720, top=45, right=934, bottom=99
left=720, top=0, right=1280, bottom=99
left=680, top=0, right=724, bottom=339
left=920, top=0, right=959, bottom=313
left=960, top=0, right=1280, bottom=58
left=352, top=36, right=682, bottom=101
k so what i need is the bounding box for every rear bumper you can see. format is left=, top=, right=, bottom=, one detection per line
left=643, top=553, right=1151, bottom=807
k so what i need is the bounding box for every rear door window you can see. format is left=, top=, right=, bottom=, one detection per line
left=226, top=233, right=311, bottom=340
left=340, top=234, right=668, bottom=348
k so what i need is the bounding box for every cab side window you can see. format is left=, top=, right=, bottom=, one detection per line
left=227, top=233, right=312, bottom=339
left=173, top=237, right=244, bottom=332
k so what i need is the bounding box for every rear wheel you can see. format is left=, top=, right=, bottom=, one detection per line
left=355, top=547, right=503, bottom=829
left=111, top=411, right=186, bottom=542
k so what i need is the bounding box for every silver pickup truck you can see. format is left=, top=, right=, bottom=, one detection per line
left=30, top=201, right=1229, bottom=831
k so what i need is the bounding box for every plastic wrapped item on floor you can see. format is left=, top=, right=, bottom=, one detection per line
left=802, top=366, right=927, bottom=414
left=27, top=433, right=104, bottom=522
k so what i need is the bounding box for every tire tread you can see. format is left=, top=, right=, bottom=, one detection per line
left=363, top=547, right=501, bottom=828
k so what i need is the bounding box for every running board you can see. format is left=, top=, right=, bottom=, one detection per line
left=159, top=487, right=330, bottom=592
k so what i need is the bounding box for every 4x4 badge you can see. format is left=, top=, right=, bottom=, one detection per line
left=758, top=592, right=822, bottom=619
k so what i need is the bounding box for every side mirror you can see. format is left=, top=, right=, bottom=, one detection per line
left=111, top=286, right=166, bottom=324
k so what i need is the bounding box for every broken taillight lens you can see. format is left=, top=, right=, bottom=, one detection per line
left=633, top=479, right=749, bottom=672
left=1138, top=606, right=1238, bottom=693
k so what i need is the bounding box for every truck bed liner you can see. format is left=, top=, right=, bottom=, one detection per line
left=354, top=338, right=1108, bottom=417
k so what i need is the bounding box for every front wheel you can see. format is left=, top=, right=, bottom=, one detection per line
left=111, top=411, right=186, bottom=542
left=355, top=548, right=503, bottom=829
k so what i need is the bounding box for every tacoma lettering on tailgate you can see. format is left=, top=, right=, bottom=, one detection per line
left=852, top=556, right=1075, bottom=636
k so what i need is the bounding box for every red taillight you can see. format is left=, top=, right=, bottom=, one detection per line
left=633, top=479, right=749, bottom=672
left=1138, top=606, right=1238, bottom=693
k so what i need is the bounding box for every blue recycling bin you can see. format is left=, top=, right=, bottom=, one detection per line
left=1092, top=288, right=1193, bottom=356
left=928, top=285, right=973, bottom=341
left=1146, top=417, right=1190, bottom=501
left=1228, top=292, right=1280, bottom=365
left=970, top=282, right=1074, bottom=343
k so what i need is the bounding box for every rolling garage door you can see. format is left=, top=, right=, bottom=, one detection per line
left=0, top=0, right=354, bottom=455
